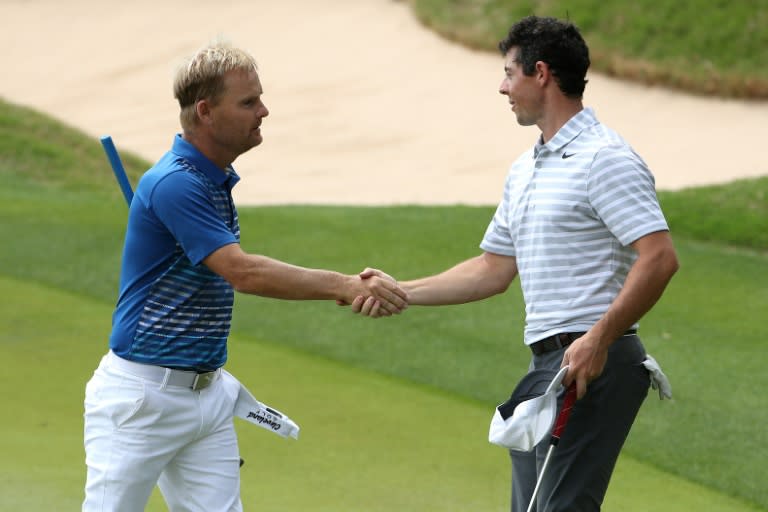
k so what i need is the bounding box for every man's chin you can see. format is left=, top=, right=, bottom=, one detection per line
left=245, top=136, right=263, bottom=151
left=515, top=116, right=535, bottom=127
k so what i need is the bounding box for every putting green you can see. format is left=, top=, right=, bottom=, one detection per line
left=0, top=276, right=761, bottom=511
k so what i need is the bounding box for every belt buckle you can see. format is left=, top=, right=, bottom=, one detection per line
left=192, top=371, right=216, bottom=391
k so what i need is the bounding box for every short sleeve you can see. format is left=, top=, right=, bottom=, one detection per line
left=480, top=171, right=517, bottom=256
left=149, top=171, right=238, bottom=265
left=588, top=146, right=669, bottom=246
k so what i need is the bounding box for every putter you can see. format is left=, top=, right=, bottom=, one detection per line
left=99, top=135, right=246, bottom=470
left=526, top=383, right=577, bottom=512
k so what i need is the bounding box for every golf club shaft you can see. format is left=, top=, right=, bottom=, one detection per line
left=100, top=135, right=134, bottom=206
left=525, top=383, right=578, bottom=512
left=526, top=444, right=555, bottom=512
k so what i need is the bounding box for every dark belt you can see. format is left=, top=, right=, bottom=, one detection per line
left=530, top=330, right=637, bottom=355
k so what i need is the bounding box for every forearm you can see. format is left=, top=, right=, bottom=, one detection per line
left=403, top=253, right=517, bottom=306
left=204, top=243, right=359, bottom=302
left=205, top=244, right=407, bottom=314
left=229, top=253, right=351, bottom=301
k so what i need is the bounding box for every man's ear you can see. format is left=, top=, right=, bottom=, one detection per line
left=534, top=61, right=551, bottom=87
left=195, top=99, right=212, bottom=125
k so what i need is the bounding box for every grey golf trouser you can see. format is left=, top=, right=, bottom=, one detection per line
left=510, top=335, right=649, bottom=512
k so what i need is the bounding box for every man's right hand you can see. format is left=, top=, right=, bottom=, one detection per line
left=348, top=268, right=406, bottom=318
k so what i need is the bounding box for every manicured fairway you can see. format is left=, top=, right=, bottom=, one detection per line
left=0, top=276, right=762, bottom=511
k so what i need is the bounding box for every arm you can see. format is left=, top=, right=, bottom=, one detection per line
left=405, top=251, right=518, bottom=305
left=353, top=252, right=518, bottom=315
left=204, top=243, right=409, bottom=315
left=562, top=230, right=679, bottom=398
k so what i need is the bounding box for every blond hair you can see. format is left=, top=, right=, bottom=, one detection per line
left=173, top=39, right=259, bottom=131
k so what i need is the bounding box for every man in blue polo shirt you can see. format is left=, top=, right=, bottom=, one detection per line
left=83, top=41, right=408, bottom=512
left=352, top=16, right=679, bottom=512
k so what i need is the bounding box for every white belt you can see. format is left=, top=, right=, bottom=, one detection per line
left=107, top=351, right=220, bottom=391
left=105, top=352, right=300, bottom=439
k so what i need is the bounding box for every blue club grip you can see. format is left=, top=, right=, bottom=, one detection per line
left=100, top=135, right=134, bottom=206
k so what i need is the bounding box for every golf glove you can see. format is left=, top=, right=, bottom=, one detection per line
left=642, top=354, right=672, bottom=400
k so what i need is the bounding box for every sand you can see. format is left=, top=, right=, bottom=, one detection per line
left=2, top=0, right=766, bottom=205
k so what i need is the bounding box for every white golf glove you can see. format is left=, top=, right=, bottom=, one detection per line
left=642, top=354, right=673, bottom=400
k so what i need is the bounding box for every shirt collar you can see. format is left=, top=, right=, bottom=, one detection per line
left=171, top=134, right=240, bottom=190
left=533, top=107, right=597, bottom=157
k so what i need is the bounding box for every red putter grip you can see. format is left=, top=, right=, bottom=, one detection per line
left=552, top=383, right=578, bottom=441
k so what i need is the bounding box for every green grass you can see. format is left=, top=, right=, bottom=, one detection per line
left=1, top=276, right=763, bottom=512
left=0, top=98, right=147, bottom=196
left=409, top=0, right=768, bottom=98
left=0, top=276, right=512, bottom=511
left=231, top=210, right=768, bottom=510
left=1, top=99, right=767, bottom=510
left=658, top=179, right=768, bottom=248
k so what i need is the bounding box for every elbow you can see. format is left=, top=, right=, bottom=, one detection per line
left=670, top=254, right=680, bottom=276
left=666, top=247, right=680, bottom=276
left=203, top=244, right=255, bottom=294
left=480, top=272, right=515, bottom=299
left=479, top=252, right=517, bottom=298
left=491, top=279, right=512, bottom=296
left=231, top=280, right=248, bottom=294
left=223, top=275, right=244, bottom=294
left=659, top=248, right=680, bottom=283
left=645, top=234, right=680, bottom=281
left=223, top=270, right=252, bottom=294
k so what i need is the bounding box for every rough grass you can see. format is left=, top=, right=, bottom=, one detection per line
left=409, top=0, right=768, bottom=99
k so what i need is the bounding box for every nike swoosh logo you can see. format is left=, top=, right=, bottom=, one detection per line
left=562, top=152, right=575, bottom=159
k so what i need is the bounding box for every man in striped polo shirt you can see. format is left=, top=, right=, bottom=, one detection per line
left=83, top=41, right=407, bottom=511
left=354, top=16, right=679, bottom=511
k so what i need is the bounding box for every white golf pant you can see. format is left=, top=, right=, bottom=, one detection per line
left=83, top=352, right=243, bottom=512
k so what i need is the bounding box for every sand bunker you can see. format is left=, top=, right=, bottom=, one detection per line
left=2, top=0, right=766, bottom=205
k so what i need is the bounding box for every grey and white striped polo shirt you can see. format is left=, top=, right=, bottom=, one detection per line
left=480, top=108, right=669, bottom=345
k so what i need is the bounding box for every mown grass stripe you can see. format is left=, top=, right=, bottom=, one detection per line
left=1, top=276, right=763, bottom=511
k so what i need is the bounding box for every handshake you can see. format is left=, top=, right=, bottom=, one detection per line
left=339, top=267, right=407, bottom=318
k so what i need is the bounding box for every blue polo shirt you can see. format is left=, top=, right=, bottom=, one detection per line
left=109, top=135, right=240, bottom=370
